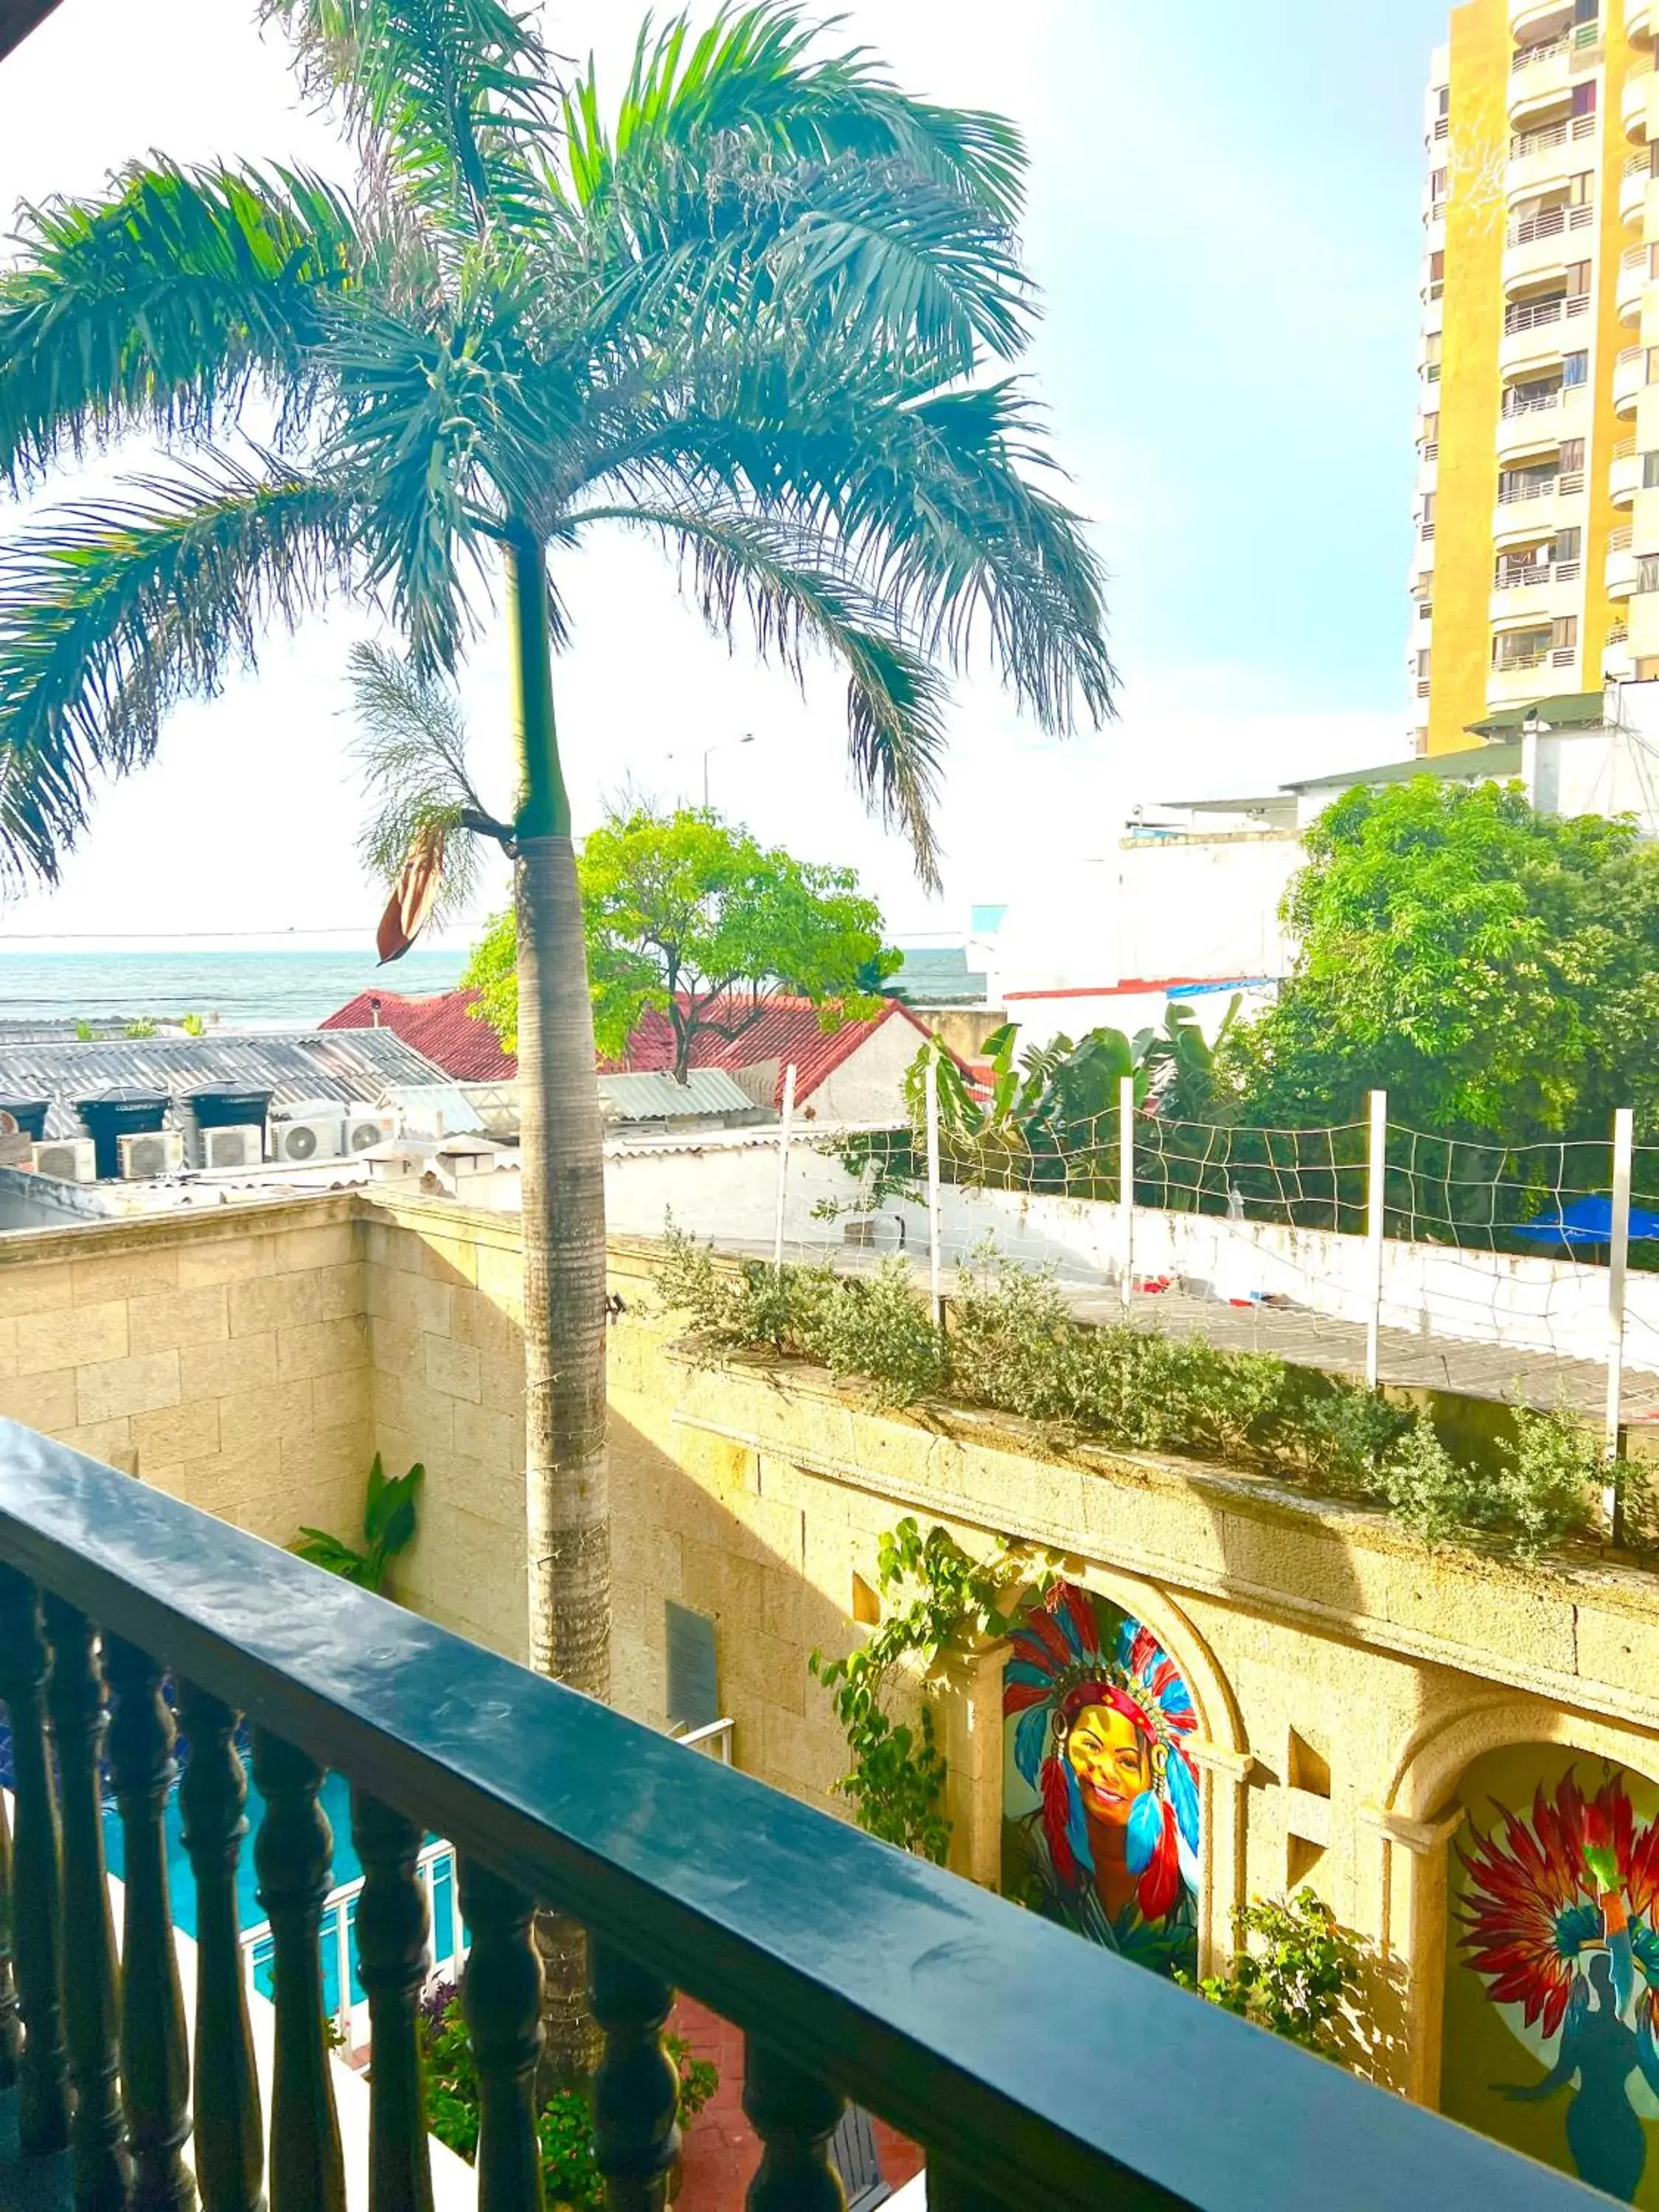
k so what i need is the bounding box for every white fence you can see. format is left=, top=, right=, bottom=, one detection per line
left=608, top=1080, right=1659, bottom=1450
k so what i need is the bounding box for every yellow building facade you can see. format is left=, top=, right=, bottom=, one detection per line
left=1416, top=0, right=1659, bottom=754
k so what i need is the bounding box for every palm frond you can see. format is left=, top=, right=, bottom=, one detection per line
left=566, top=6, right=1025, bottom=226
left=263, top=0, right=557, bottom=236
left=0, top=456, right=358, bottom=885
left=347, top=637, right=500, bottom=924
left=0, top=161, right=369, bottom=487
left=558, top=369, right=1116, bottom=737
left=566, top=501, right=945, bottom=886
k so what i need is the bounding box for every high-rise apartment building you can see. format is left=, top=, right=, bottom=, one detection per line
left=1413, top=0, right=1658, bottom=754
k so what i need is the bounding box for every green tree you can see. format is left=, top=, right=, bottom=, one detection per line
left=465, top=802, right=897, bottom=1079
left=0, top=1, right=1112, bottom=2050
left=1225, top=778, right=1659, bottom=1138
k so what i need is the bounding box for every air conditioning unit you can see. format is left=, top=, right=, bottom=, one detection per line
left=118, top=1130, right=185, bottom=1181
left=341, top=1108, right=398, bottom=1155
left=269, top=1114, right=342, bottom=1165
left=195, top=1124, right=264, bottom=1172
left=32, top=1138, right=96, bottom=1184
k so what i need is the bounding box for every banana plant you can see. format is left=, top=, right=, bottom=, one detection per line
left=292, top=1455, right=424, bottom=1597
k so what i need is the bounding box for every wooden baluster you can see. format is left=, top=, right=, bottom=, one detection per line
left=43, top=1598, right=128, bottom=2212
left=456, top=1857, right=544, bottom=2212
left=589, top=1941, right=679, bottom=2212
left=0, top=1787, right=22, bottom=2093
left=105, top=1634, right=195, bottom=2212
left=0, top=1563, right=69, bottom=2156
left=250, top=1731, right=344, bottom=2212
left=742, top=2039, right=846, bottom=2212
left=177, top=1683, right=265, bottom=2212
left=349, top=1790, right=433, bottom=2212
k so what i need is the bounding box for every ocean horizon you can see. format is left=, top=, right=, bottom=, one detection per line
left=0, top=947, right=468, bottom=1028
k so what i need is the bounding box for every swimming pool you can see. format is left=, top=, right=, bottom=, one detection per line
left=100, top=1762, right=462, bottom=2023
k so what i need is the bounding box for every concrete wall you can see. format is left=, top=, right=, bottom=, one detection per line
left=1113, top=832, right=1300, bottom=986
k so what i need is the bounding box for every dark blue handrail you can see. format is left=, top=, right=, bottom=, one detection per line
left=0, top=1419, right=1605, bottom=2212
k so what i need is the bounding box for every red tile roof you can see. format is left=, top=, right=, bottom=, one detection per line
left=321, top=987, right=943, bottom=1105
left=608, top=995, right=936, bottom=1107
left=319, top=988, right=515, bottom=1083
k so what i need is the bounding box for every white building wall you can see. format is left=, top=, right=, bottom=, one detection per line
left=605, top=1135, right=1659, bottom=1377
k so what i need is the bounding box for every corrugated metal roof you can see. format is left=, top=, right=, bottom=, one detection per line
left=597, top=1069, right=758, bottom=1121
left=0, top=1032, right=450, bottom=1139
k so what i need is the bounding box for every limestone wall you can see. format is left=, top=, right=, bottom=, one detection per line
left=0, top=1196, right=372, bottom=1546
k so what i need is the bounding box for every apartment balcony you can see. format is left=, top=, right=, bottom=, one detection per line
left=1492, top=468, right=1585, bottom=545
left=1498, top=289, right=1592, bottom=374
left=1607, top=524, right=1640, bottom=597
left=1612, top=435, right=1646, bottom=501
left=1488, top=559, right=1582, bottom=622
left=1510, top=110, right=1599, bottom=199
left=0, top=1427, right=1595, bottom=2212
left=1625, top=55, right=1658, bottom=140
left=1510, top=0, right=1573, bottom=35
left=1622, top=146, right=1653, bottom=220
left=1632, top=0, right=1655, bottom=42
left=1620, top=240, right=1653, bottom=319
left=1615, top=342, right=1652, bottom=412
left=1497, top=380, right=1588, bottom=459
left=1502, top=201, right=1596, bottom=291
left=1489, top=649, right=1579, bottom=706
left=1508, top=23, right=1603, bottom=126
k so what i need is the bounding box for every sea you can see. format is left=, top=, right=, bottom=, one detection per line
left=0, top=947, right=468, bottom=1029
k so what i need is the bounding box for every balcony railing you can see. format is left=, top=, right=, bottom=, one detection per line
left=1512, top=113, right=1599, bottom=157
left=0, top=1425, right=1603, bottom=2212
left=1506, top=204, right=1595, bottom=244
left=1502, top=385, right=1563, bottom=417
left=1503, top=292, right=1591, bottom=333
left=1511, top=22, right=1601, bottom=66
left=1611, top=524, right=1636, bottom=551
left=1495, top=645, right=1554, bottom=671
left=1495, top=559, right=1578, bottom=588
left=1498, top=470, right=1562, bottom=501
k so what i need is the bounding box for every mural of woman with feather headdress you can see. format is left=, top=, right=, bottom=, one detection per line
left=1002, top=1582, right=1201, bottom=1979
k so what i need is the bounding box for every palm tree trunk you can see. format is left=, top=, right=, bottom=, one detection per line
left=506, top=525, right=607, bottom=2082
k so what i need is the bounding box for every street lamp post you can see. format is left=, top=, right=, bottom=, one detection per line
left=702, top=731, right=754, bottom=809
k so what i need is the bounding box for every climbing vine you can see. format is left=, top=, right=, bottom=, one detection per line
left=809, top=1517, right=1051, bottom=1864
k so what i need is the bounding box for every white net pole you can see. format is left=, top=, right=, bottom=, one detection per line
left=1365, top=1089, right=1388, bottom=1388
left=772, top=1062, right=797, bottom=1270
left=1606, top=1105, right=1634, bottom=1531
left=1119, top=1075, right=1135, bottom=1310
left=925, top=1051, right=943, bottom=1327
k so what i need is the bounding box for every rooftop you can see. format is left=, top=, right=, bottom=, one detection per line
left=320, top=987, right=515, bottom=1083
left=0, top=1029, right=450, bottom=1139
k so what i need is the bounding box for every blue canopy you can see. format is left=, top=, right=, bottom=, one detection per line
left=1512, top=1194, right=1659, bottom=1245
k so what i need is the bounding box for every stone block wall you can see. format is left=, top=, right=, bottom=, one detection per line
left=0, top=1197, right=372, bottom=1546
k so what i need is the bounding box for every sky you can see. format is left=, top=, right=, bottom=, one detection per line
left=0, top=0, right=1455, bottom=953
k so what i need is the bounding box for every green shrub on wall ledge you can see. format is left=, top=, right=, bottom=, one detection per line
left=658, top=1228, right=1618, bottom=1567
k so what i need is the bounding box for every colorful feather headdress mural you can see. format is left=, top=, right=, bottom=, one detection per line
left=1004, top=1582, right=1201, bottom=1923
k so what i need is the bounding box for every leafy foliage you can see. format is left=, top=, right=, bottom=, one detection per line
left=809, top=1517, right=1039, bottom=1862
left=1183, top=1891, right=1366, bottom=2056
left=657, top=1228, right=1606, bottom=1562
left=291, top=1453, right=424, bottom=1593
left=905, top=1001, right=1242, bottom=1195
left=1378, top=1407, right=1598, bottom=1562
left=418, top=1980, right=717, bottom=2208
left=1223, top=779, right=1659, bottom=1141
left=465, top=803, right=896, bottom=1068
left=0, top=3, right=1113, bottom=895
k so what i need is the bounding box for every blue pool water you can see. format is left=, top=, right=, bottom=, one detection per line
left=100, top=1764, right=461, bottom=2020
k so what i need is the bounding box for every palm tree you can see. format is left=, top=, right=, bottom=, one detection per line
left=0, top=0, right=1110, bottom=1882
